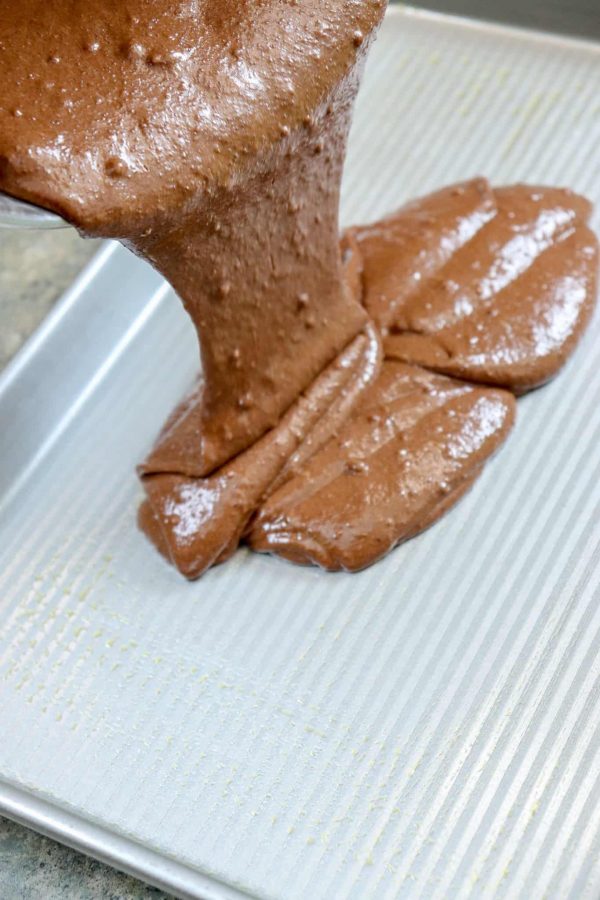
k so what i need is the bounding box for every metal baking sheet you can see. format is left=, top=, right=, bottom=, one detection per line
left=2, top=7, right=600, bottom=899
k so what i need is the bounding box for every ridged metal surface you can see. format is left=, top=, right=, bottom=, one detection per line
left=1, top=8, right=600, bottom=899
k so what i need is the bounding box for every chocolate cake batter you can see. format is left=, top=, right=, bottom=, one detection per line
left=139, top=323, right=382, bottom=578
left=0, top=0, right=387, bottom=471
left=358, top=182, right=597, bottom=393
left=0, top=3, right=597, bottom=578
left=248, top=363, right=515, bottom=571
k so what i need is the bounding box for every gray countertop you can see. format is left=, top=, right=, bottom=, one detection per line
left=1, top=1, right=597, bottom=898
left=0, top=816, right=169, bottom=900
left=0, top=230, right=98, bottom=371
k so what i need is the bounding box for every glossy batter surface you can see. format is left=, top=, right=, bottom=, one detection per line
left=0, top=0, right=387, bottom=228
left=249, top=362, right=515, bottom=571
left=356, top=182, right=598, bottom=393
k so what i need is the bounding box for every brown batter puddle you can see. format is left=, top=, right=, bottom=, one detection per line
left=0, top=3, right=597, bottom=577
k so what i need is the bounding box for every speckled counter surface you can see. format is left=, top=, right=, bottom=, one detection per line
left=0, top=817, right=170, bottom=900
left=0, top=229, right=98, bottom=370
left=0, top=228, right=171, bottom=899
